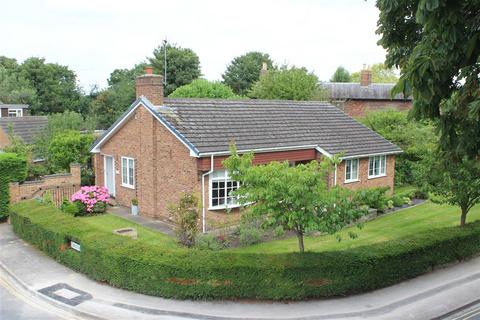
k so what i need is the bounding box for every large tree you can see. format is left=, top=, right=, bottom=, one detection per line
left=169, top=79, right=239, bottom=99
left=376, top=0, right=480, bottom=225
left=222, top=51, right=274, bottom=96
left=330, top=66, right=352, bottom=82
left=18, top=57, right=82, bottom=114
left=224, top=145, right=361, bottom=253
left=149, top=43, right=201, bottom=96
left=249, top=66, right=320, bottom=101
left=350, top=63, right=398, bottom=83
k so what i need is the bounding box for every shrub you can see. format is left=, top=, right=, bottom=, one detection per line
left=47, top=130, right=94, bottom=172
left=0, top=153, right=27, bottom=221
left=10, top=200, right=480, bottom=300
left=273, top=225, right=285, bottom=238
left=414, top=189, right=429, bottom=200
left=391, top=195, right=405, bottom=207
left=60, top=198, right=80, bottom=216
left=70, top=186, right=109, bottom=216
left=239, top=226, right=262, bottom=246
left=168, top=193, right=199, bottom=247
left=194, top=233, right=225, bottom=250
left=353, top=187, right=389, bottom=212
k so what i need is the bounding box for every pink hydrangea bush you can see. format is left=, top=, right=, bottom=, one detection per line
left=71, top=186, right=110, bottom=215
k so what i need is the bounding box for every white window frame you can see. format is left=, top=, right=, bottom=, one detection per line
left=8, top=109, right=22, bottom=117
left=344, top=158, right=359, bottom=183
left=121, top=156, right=135, bottom=189
left=209, top=169, right=240, bottom=210
left=368, top=155, right=387, bottom=179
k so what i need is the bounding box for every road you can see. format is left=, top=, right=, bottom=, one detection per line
left=0, top=278, right=65, bottom=320
left=438, top=301, right=480, bottom=320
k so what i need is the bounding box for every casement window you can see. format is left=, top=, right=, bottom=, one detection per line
left=345, top=158, right=359, bottom=182
left=368, top=155, right=386, bottom=178
left=121, top=156, right=135, bottom=188
left=210, top=169, right=240, bottom=209
left=8, top=109, right=22, bottom=117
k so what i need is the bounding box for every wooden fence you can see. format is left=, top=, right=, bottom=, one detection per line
left=32, top=185, right=80, bottom=208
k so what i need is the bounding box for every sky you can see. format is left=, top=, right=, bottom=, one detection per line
left=1, top=0, right=387, bottom=91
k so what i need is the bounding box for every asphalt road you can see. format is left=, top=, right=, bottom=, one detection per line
left=0, top=281, right=60, bottom=320
left=438, top=300, right=480, bottom=320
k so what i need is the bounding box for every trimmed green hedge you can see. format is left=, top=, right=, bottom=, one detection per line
left=0, top=153, right=27, bottom=221
left=10, top=200, right=480, bottom=300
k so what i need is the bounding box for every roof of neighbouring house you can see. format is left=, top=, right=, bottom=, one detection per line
left=0, top=104, right=30, bottom=109
left=322, top=82, right=411, bottom=101
left=0, top=116, right=48, bottom=144
left=91, top=97, right=402, bottom=158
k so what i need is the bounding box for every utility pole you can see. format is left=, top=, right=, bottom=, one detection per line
left=163, top=37, right=167, bottom=86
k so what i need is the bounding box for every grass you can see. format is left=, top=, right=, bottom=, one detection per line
left=233, top=201, right=480, bottom=253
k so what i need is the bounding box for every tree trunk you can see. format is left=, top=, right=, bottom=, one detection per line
left=460, top=207, right=468, bottom=227
left=297, top=231, right=305, bottom=253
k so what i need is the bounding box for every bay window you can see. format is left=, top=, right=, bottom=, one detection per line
left=210, top=169, right=240, bottom=209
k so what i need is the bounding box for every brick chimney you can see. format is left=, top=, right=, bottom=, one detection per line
left=136, top=67, right=164, bottom=105
left=360, top=65, right=372, bottom=86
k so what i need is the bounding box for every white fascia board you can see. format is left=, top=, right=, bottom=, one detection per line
left=90, top=96, right=200, bottom=157
left=339, top=150, right=403, bottom=160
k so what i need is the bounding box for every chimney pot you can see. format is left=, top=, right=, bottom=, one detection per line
left=145, top=66, right=153, bottom=75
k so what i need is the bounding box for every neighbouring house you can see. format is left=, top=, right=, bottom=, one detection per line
left=322, top=69, right=412, bottom=117
left=0, top=103, right=30, bottom=118
left=0, top=116, right=48, bottom=151
left=91, top=68, right=402, bottom=231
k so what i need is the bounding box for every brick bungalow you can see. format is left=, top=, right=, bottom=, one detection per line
left=323, top=69, right=412, bottom=117
left=91, top=68, right=402, bottom=231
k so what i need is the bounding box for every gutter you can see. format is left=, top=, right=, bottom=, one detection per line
left=201, top=154, right=214, bottom=233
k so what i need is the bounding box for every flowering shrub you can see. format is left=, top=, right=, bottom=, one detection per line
left=71, top=186, right=109, bottom=216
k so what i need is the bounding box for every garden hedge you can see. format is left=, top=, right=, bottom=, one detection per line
left=0, top=153, right=27, bottom=221
left=10, top=200, right=480, bottom=300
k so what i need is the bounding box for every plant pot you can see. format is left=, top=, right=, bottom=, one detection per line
left=131, top=205, right=138, bottom=216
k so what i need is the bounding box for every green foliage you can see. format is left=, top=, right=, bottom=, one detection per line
left=169, top=79, right=239, bottom=99
left=350, top=63, right=399, bottom=83
left=194, top=233, right=225, bottom=251
left=60, top=198, right=80, bottom=216
left=168, top=193, right=199, bottom=247
left=353, top=187, right=390, bottom=212
left=376, top=0, right=480, bottom=159
left=427, top=154, right=480, bottom=226
left=222, top=51, right=274, bottom=96
left=249, top=66, right=320, bottom=101
left=10, top=200, right=480, bottom=300
left=0, top=153, right=27, bottom=220
left=47, top=131, right=94, bottom=172
left=238, top=221, right=263, bottom=246
left=391, top=195, right=406, bottom=207
left=362, top=109, right=437, bottom=186
left=149, top=43, right=201, bottom=96
left=330, top=66, right=352, bottom=82
left=0, top=62, right=37, bottom=106
left=224, top=145, right=362, bottom=252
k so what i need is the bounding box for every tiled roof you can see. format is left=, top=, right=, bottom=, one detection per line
left=322, top=82, right=411, bottom=101
left=153, top=98, right=402, bottom=158
left=0, top=116, right=48, bottom=144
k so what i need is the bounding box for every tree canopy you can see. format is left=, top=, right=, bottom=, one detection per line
left=222, top=51, right=274, bottom=96
left=149, top=44, right=201, bottom=96
left=330, top=66, right=352, bottom=82
left=350, top=63, right=398, bottom=83
left=249, top=66, right=320, bottom=101
left=169, top=79, right=239, bottom=99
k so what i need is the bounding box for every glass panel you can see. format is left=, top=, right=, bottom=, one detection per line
left=374, top=157, right=380, bottom=176
left=345, top=160, right=351, bottom=180
left=380, top=156, right=386, bottom=175
left=122, top=158, right=127, bottom=184
left=369, top=157, right=374, bottom=176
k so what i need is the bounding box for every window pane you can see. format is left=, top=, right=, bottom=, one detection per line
left=380, top=156, right=386, bottom=175
left=122, top=158, right=127, bottom=184
left=352, top=159, right=358, bottom=180
left=345, top=160, right=351, bottom=180
left=369, top=157, right=374, bottom=176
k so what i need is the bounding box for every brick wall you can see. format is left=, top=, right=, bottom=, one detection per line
left=9, top=164, right=81, bottom=203
left=0, top=128, right=10, bottom=149
left=339, top=100, right=412, bottom=118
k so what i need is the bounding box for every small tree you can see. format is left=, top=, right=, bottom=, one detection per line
left=168, top=193, right=199, bottom=247
left=224, top=145, right=361, bottom=252
left=427, top=154, right=480, bottom=226
left=169, top=79, right=239, bottom=99
left=248, top=66, right=319, bottom=101
left=47, top=130, right=94, bottom=172
left=330, top=66, right=352, bottom=82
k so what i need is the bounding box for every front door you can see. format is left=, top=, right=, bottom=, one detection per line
left=104, top=155, right=115, bottom=197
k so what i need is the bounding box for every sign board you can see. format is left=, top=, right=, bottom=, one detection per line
left=70, top=241, right=81, bottom=252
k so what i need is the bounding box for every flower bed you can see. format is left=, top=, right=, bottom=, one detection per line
left=69, top=186, right=109, bottom=216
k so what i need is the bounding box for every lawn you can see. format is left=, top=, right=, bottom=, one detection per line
left=233, top=201, right=480, bottom=253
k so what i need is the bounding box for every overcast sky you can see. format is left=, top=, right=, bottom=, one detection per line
left=1, top=0, right=386, bottom=91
